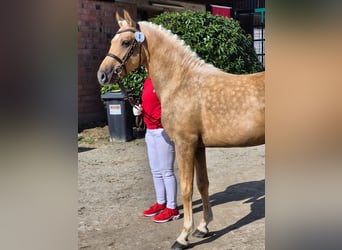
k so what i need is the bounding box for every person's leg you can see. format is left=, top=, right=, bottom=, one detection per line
left=145, top=129, right=166, bottom=205
left=154, top=129, right=177, bottom=209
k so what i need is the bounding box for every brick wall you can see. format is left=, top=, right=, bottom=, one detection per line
left=78, top=0, right=137, bottom=127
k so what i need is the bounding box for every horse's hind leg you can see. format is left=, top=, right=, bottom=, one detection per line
left=192, top=146, right=213, bottom=238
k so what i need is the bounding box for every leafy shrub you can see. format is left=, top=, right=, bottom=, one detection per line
left=151, top=11, right=264, bottom=73
left=101, top=11, right=264, bottom=101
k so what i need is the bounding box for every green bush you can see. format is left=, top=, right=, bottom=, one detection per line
left=101, top=11, right=264, bottom=101
left=150, top=11, right=264, bottom=74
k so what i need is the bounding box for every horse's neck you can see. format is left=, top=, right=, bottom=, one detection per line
left=140, top=22, right=201, bottom=99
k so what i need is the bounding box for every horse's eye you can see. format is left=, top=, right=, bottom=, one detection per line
left=121, top=40, right=130, bottom=47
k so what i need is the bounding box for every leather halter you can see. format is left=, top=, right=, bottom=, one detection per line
left=106, top=24, right=143, bottom=106
left=106, top=25, right=142, bottom=76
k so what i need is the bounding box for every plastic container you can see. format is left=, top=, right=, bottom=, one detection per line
left=101, top=90, right=134, bottom=141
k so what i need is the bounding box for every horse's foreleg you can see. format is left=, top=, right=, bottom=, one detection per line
left=172, top=145, right=195, bottom=250
left=192, top=147, right=213, bottom=238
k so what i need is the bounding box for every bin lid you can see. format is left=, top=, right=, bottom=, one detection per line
left=101, top=90, right=132, bottom=100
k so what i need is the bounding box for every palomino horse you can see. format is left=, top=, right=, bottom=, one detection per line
left=97, top=10, right=265, bottom=250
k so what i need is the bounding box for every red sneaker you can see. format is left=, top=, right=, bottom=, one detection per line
left=152, top=207, right=180, bottom=223
left=142, top=203, right=166, bottom=217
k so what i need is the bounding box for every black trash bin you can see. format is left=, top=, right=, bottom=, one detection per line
left=101, top=90, right=134, bottom=142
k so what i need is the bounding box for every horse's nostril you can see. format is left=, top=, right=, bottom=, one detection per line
left=97, top=71, right=107, bottom=84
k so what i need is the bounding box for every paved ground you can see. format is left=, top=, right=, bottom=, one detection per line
left=78, top=126, right=265, bottom=250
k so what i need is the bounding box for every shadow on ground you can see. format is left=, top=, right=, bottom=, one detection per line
left=78, top=147, right=96, bottom=153
left=179, top=179, right=265, bottom=248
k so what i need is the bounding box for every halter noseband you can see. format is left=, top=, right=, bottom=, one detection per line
left=106, top=24, right=143, bottom=76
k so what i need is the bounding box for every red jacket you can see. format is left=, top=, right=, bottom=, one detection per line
left=141, top=76, right=163, bottom=129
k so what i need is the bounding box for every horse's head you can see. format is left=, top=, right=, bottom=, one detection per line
left=97, top=10, right=145, bottom=85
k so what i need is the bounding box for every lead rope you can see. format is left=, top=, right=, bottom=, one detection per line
left=116, top=78, right=144, bottom=131
left=117, top=79, right=137, bottom=107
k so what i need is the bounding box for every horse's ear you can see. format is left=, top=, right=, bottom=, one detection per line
left=115, top=8, right=134, bottom=27
left=123, top=9, right=134, bottom=26
left=115, top=9, right=124, bottom=24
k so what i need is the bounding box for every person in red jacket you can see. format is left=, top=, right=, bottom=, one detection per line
left=133, top=75, right=180, bottom=223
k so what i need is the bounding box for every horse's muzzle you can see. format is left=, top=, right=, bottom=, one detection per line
left=97, top=70, right=115, bottom=85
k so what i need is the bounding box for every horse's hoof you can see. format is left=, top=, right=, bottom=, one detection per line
left=171, top=241, right=188, bottom=250
left=192, top=229, right=209, bottom=238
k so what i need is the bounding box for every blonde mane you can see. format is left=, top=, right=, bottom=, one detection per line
left=140, top=21, right=216, bottom=71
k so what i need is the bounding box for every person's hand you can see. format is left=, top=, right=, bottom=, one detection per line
left=133, top=104, right=142, bottom=116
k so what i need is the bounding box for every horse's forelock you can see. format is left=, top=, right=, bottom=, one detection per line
left=118, top=19, right=128, bottom=28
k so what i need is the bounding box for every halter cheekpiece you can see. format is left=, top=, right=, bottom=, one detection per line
left=106, top=23, right=144, bottom=106
left=106, top=23, right=144, bottom=76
